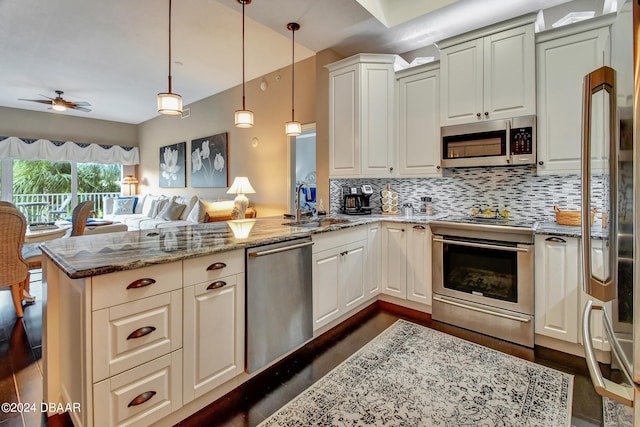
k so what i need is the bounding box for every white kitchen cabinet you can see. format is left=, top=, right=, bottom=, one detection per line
left=535, top=234, right=611, bottom=351
left=396, top=63, right=442, bottom=176
left=182, top=256, right=245, bottom=404
left=535, top=17, right=612, bottom=175
left=381, top=222, right=407, bottom=298
left=328, top=54, right=400, bottom=178
left=312, top=226, right=368, bottom=330
left=366, top=222, right=382, bottom=297
left=381, top=222, right=432, bottom=306
left=406, top=224, right=432, bottom=305
left=440, top=18, right=536, bottom=126
left=534, top=235, right=580, bottom=343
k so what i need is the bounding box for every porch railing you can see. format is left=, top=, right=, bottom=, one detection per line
left=12, top=192, right=120, bottom=222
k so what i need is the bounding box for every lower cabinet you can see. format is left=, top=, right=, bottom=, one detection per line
left=534, top=234, right=610, bottom=350
left=312, top=226, right=369, bottom=330
left=182, top=273, right=245, bottom=403
left=381, top=222, right=432, bottom=306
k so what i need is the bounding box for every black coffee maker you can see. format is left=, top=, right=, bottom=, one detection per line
left=342, top=185, right=373, bottom=215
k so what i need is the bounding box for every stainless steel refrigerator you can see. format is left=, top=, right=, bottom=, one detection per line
left=580, top=0, right=639, bottom=418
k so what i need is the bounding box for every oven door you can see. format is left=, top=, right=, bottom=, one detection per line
left=432, top=234, right=534, bottom=315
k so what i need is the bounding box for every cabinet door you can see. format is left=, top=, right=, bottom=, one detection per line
left=312, top=248, right=341, bottom=330
left=183, top=274, right=244, bottom=403
left=342, top=241, right=367, bottom=311
left=440, top=38, right=484, bottom=126
left=381, top=223, right=407, bottom=298
left=329, top=63, right=360, bottom=177
left=483, top=24, right=535, bottom=121
left=536, top=26, right=610, bottom=175
left=360, top=63, right=395, bottom=176
left=397, top=68, right=441, bottom=176
left=366, top=223, right=382, bottom=296
left=406, top=225, right=432, bottom=305
left=534, top=235, right=579, bottom=343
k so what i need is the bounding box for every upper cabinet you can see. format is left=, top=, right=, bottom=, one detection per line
left=439, top=15, right=536, bottom=126
left=535, top=16, right=613, bottom=175
left=327, top=54, right=402, bottom=178
left=396, top=62, right=442, bottom=176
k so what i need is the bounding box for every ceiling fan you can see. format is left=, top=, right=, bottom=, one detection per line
left=19, top=90, right=92, bottom=112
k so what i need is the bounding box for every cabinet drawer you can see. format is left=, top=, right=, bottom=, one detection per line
left=183, top=249, right=244, bottom=287
left=93, top=350, right=182, bottom=427
left=312, top=225, right=367, bottom=253
left=93, top=290, right=182, bottom=382
left=92, top=261, right=182, bottom=310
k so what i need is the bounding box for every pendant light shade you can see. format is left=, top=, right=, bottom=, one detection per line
left=285, top=22, right=301, bottom=136
left=157, top=0, right=182, bottom=116
left=235, top=0, right=254, bottom=128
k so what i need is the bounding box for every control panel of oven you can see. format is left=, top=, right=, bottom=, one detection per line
left=510, top=126, right=534, bottom=155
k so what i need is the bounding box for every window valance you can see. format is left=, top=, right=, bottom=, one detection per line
left=0, top=136, right=139, bottom=165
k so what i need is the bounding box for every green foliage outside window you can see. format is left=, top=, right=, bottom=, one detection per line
left=12, top=160, right=121, bottom=194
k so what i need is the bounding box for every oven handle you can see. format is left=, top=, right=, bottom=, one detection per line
left=432, top=236, right=531, bottom=253
left=433, top=295, right=531, bottom=323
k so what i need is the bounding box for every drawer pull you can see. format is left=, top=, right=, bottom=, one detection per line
left=207, top=281, right=227, bottom=290
left=127, top=391, right=156, bottom=407
left=127, top=326, right=156, bottom=340
left=413, top=225, right=425, bottom=230
left=545, top=237, right=567, bottom=243
left=126, top=278, right=156, bottom=289
left=206, top=262, right=227, bottom=271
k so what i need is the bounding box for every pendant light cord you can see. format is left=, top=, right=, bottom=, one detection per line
left=241, top=0, right=246, bottom=110
left=291, top=26, right=295, bottom=121
left=168, top=0, right=173, bottom=93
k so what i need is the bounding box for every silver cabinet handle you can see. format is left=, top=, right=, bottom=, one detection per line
left=249, top=241, right=313, bottom=257
left=432, top=236, right=530, bottom=253
left=434, top=296, right=530, bottom=323
left=545, top=237, right=566, bottom=243
left=581, top=301, right=634, bottom=406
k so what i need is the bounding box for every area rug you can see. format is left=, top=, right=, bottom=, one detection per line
left=260, top=319, right=573, bottom=426
left=603, top=396, right=633, bottom=427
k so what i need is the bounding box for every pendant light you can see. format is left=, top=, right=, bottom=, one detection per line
left=285, top=22, right=301, bottom=136
left=157, top=0, right=183, bottom=115
left=235, top=0, right=254, bottom=128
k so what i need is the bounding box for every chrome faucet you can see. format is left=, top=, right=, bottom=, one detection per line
left=296, top=182, right=310, bottom=223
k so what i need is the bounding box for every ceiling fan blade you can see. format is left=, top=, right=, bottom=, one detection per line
left=18, top=98, right=53, bottom=105
left=38, top=94, right=55, bottom=100
left=71, top=106, right=92, bottom=112
left=72, top=101, right=91, bottom=106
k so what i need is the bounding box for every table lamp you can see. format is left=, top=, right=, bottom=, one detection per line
left=121, top=175, right=139, bottom=196
left=227, top=176, right=255, bottom=219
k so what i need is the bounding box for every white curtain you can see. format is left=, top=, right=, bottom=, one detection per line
left=0, top=136, right=139, bottom=165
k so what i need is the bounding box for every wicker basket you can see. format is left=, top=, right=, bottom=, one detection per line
left=553, top=205, right=597, bottom=226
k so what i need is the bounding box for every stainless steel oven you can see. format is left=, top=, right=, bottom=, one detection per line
left=431, top=220, right=535, bottom=347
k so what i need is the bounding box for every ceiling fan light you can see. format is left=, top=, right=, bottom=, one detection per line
left=285, top=120, right=301, bottom=136
left=235, top=109, right=254, bottom=128
left=52, top=102, right=66, bottom=112
left=157, top=92, right=183, bottom=115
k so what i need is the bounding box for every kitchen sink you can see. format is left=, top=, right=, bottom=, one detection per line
left=283, top=218, right=352, bottom=228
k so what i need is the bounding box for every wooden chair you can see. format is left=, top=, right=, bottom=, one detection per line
left=0, top=203, right=33, bottom=317
left=71, top=201, right=94, bottom=236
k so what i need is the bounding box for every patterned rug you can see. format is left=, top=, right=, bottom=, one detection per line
left=603, top=397, right=634, bottom=427
left=260, top=320, right=574, bottom=426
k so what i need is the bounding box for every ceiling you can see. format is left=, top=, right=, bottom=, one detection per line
left=0, top=0, right=608, bottom=125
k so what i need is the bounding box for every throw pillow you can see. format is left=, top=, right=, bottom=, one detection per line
left=158, top=200, right=186, bottom=221
left=141, top=195, right=158, bottom=217
left=186, top=200, right=206, bottom=223
left=175, top=195, right=198, bottom=220
left=134, top=194, right=147, bottom=214
left=113, top=198, right=135, bottom=215
left=152, top=197, right=171, bottom=218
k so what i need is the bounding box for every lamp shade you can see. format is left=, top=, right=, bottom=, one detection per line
left=157, top=92, right=183, bottom=115
left=227, top=177, right=256, bottom=194
left=285, top=120, right=302, bottom=136
left=234, top=109, right=254, bottom=128
left=121, top=175, right=139, bottom=185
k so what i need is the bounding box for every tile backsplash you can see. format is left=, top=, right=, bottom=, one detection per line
left=330, top=166, right=606, bottom=223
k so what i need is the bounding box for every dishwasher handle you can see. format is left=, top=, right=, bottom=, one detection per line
left=248, top=240, right=314, bottom=257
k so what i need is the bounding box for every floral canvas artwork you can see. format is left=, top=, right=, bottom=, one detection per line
left=159, top=142, right=186, bottom=188
left=191, top=133, right=228, bottom=188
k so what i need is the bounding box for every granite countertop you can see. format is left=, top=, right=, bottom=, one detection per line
left=535, top=221, right=608, bottom=239
left=40, top=213, right=598, bottom=279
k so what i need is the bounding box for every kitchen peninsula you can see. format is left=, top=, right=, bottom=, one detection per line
left=40, top=215, right=440, bottom=427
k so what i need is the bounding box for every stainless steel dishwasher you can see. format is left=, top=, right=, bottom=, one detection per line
left=246, top=237, right=313, bottom=373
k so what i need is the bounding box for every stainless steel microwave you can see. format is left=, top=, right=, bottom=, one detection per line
left=441, top=115, right=536, bottom=168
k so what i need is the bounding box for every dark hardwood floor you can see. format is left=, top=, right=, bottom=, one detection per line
left=1, top=273, right=604, bottom=427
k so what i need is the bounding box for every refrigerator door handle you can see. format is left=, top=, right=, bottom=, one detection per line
left=581, top=300, right=635, bottom=407
left=581, top=66, right=618, bottom=302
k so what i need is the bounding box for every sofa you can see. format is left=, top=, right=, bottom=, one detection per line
left=103, top=194, right=256, bottom=230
